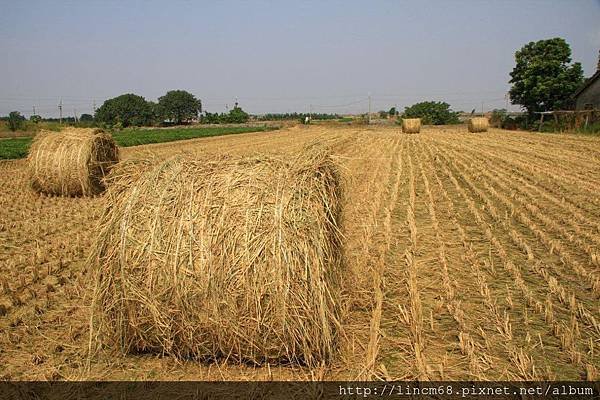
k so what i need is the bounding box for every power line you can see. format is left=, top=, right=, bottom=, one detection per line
left=0, top=93, right=518, bottom=116
left=312, top=98, right=367, bottom=108
left=0, top=89, right=509, bottom=103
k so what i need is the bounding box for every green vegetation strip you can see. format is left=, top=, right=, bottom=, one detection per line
left=0, top=137, right=33, bottom=159
left=0, top=126, right=277, bottom=160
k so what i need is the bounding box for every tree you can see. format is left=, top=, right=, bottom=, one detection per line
left=7, top=111, right=25, bottom=131
left=202, top=111, right=221, bottom=124
left=378, top=110, right=388, bottom=119
left=95, top=93, right=155, bottom=127
left=79, top=113, right=94, bottom=122
left=30, top=114, right=42, bottom=123
left=509, top=38, right=584, bottom=115
left=157, top=90, right=202, bottom=124
left=226, top=105, right=249, bottom=123
left=388, top=107, right=397, bottom=117
left=402, top=101, right=459, bottom=125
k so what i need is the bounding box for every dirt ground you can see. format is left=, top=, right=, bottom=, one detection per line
left=0, top=124, right=599, bottom=380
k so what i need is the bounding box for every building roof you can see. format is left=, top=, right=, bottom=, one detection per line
left=573, top=69, right=600, bottom=98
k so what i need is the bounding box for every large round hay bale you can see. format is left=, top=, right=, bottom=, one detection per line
left=468, top=117, right=489, bottom=133
left=402, top=118, right=421, bottom=133
left=90, top=146, right=343, bottom=366
left=28, top=128, right=119, bottom=196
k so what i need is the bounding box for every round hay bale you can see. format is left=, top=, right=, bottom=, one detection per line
left=28, top=128, right=119, bottom=196
left=468, top=117, right=489, bottom=133
left=90, top=146, right=343, bottom=366
left=402, top=118, right=421, bottom=133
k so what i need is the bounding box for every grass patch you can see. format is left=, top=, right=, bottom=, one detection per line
left=0, top=126, right=278, bottom=160
left=112, top=126, right=276, bottom=147
left=0, top=137, right=33, bottom=159
left=0, top=120, right=62, bottom=136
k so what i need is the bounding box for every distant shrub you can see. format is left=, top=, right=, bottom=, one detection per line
left=579, top=121, right=600, bottom=134
left=256, top=113, right=340, bottom=121
left=8, top=111, right=25, bottom=131
left=490, top=109, right=508, bottom=128
left=201, top=105, right=249, bottom=124
left=227, top=106, right=249, bottom=123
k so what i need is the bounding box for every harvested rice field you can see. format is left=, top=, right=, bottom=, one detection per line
left=0, top=124, right=599, bottom=381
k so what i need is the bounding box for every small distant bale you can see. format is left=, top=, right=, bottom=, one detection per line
left=468, top=117, right=489, bottom=133
left=402, top=118, right=421, bottom=133
left=28, top=128, right=119, bottom=196
left=90, top=145, right=344, bottom=366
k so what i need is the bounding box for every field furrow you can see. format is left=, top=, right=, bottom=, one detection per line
left=436, top=136, right=600, bottom=221
left=437, top=137, right=600, bottom=271
left=427, top=137, right=598, bottom=378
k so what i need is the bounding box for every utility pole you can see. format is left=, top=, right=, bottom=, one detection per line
left=73, top=107, right=77, bottom=122
left=309, top=104, right=312, bottom=121
left=481, top=100, right=484, bottom=116
left=58, top=99, right=63, bottom=124
left=368, top=93, right=371, bottom=124
left=32, top=106, right=36, bottom=116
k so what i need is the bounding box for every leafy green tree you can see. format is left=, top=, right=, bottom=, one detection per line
left=402, top=101, right=459, bottom=125
left=226, top=105, right=249, bottom=123
left=388, top=107, right=397, bottom=116
left=200, top=104, right=249, bottom=124
left=30, top=114, right=42, bottom=123
left=8, top=111, right=25, bottom=131
left=157, top=90, right=202, bottom=124
left=201, top=111, right=221, bottom=124
left=79, top=113, right=94, bottom=122
left=149, top=101, right=163, bottom=123
left=95, top=93, right=154, bottom=127
left=509, top=38, right=583, bottom=114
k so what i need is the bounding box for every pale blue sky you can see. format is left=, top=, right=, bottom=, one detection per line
left=1, top=0, right=599, bottom=117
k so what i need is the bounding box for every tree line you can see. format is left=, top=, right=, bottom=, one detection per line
left=256, top=113, right=341, bottom=121
left=95, top=90, right=204, bottom=128
left=2, top=37, right=589, bottom=132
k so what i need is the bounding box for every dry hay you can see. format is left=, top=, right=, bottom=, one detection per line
left=90, top=145, right=344, bottom=366
left=28, top=128, right=119, bottom=196
left=468, top=117, right=489, bottom=133
left=402, top=118, right=421, bottom=133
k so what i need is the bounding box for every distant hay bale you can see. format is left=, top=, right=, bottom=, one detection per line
left=402, top=118, right=421, bottom=133
left=90, top=145, right=344, bottom=366
left=28, top=128, right=119, bottom=196
left=468, top=117, right=489, bottom=133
